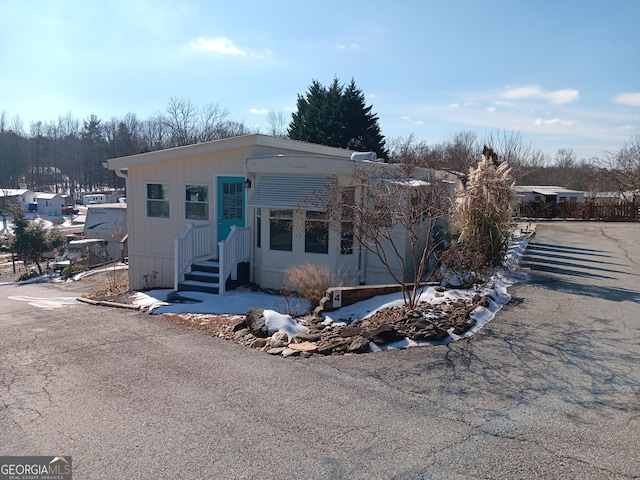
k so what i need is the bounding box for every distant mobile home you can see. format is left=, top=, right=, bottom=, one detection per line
left=0, top=189, right=36, bottom=210
left=514, top=186, right=585, bottom=204
left=82, top=194, right=107, bottom=205
left=83, top=203, right=128, bottom=261
left=34, top=192, right=65, bottom=216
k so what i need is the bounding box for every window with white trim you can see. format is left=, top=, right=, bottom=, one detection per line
left=185, top=185, right=208, bottom=220
left=269, top=209, right=293, bottom=251
left=147, top=183, right=170, bottom=218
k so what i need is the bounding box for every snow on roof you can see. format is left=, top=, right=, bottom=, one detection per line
left=514, top=185, right=584, bottom=195
left=0, top=189, right=29, bottom=197
left=380, top=178, right=430, bottom=187
left=35, top=192, right=61, bottom=200
left=69, top=238, right=104, bottom=246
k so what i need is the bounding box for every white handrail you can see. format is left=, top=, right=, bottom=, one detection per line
left=174, top=223, right=213, bottom=291
left=217, top=226, right=251, bottom=294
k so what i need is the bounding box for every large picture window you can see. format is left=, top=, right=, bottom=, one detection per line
left=269, top=209, right=293, bottom=251
left=185, top=185, right=209, bottom=220
left=305, top=210, right=329, bottom=254
left=147, top=183, right=169, bottom=218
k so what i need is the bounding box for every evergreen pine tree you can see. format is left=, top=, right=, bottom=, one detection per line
left=288, top=77, right=388, bottom=160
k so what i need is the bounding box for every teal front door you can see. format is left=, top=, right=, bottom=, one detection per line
left=217, top=176, right=246, bottom=243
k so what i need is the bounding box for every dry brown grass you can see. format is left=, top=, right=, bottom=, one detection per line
left=85, top=269, right=130, bottom=301
left=284, top=263, right=334, bottom=310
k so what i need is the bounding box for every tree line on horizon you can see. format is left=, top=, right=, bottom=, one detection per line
left=1, top=78, right=638, bottom=198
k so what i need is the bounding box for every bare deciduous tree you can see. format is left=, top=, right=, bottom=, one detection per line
left=443, top=131, right=480, bottom=173
left=483, top=129, right=545, bottom=181
left=157, top=97, right=232, bottom=147
left=266, top=110, right=289, bottom=138
left=600, top=135, right=640, bottom=196
left=321, top=162, right=456, bottom=308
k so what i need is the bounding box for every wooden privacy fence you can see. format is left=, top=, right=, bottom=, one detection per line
left=517, top=201, right=640, bottom=221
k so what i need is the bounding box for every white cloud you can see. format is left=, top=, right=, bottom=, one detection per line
left=250, top=108, right=268, bottom=115
left=190, top=36, right=247, bottom=56
left=534, top=118, right=574, bottom=127
left=486, top=107, right=496, bottom=113
left=539, top=89, right=580, bottom=104
left=337, top=43, right=360, bottom=50
left=500, top=85, right=579, bottom=104
left=448, top=103, right=459, bottom=109
left=401, top=115, right=423, bottom=126
left=501, top=85, right=545, bottom=99
left=614, top=92, right=640, bottom=106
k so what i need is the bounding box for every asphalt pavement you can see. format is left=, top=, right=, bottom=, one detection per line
left=1, top=222, right=639, bottom=479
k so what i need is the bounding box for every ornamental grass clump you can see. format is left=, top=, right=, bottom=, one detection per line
left=442, top=153, right=514, bottom=285
left=284, top=263, right=334, bottom=310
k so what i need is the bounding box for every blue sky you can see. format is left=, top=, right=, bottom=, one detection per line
left=1, top=0, right=639, bottom=160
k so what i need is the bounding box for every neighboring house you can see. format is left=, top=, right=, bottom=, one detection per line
left=0, top=188, right=36, bottom=210
left=34, top=192, right=65, bottom=217
left=514, top=185, right=585, bottom=204
left=83, top=203, right=128, bottom=262
left=107, top=134, right=458, bottom=293
left=588, top=190, right=639, bottom=204
left=82, top=193, right=108, bottom=206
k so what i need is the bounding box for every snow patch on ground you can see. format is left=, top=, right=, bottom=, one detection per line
left=264, top=310, right=309, bottom=336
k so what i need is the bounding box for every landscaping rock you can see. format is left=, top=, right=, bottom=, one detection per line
left=250, top=338, right=268, bottom=349
left=267, top=347, right=285, bottom=355
left=293, top=332, right=323, bottom=342
left=317, top=337, right=350, bottom=355
left=233, top=328, right=250, bottom=339
left=232, top=319, right=248, bottom=332
left=348, top=336, right=370, bottom=353
left=410, top=326, right=449, bottom=342
left=245, top=308, right=268, bottom=337
left=281, top=348, right=301, bottom=358
left=367, top=325, right=404, bottom=345
left=339, top=325, right=364, bottom=338
left=287, top=341, right=318, bottom=353
left=270, top=331, right=289, bottom=348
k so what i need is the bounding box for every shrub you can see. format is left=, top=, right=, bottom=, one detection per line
left=438, top=240, right=490, bottom=288
left=61, top=263, right=87, bottom=279
left=284, top=263, right=334, bottom=310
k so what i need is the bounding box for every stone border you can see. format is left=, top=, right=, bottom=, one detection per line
left=76, top=296, right=141, bottom=310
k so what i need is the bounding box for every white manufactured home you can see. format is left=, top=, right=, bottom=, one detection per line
left=33, top=192, right=65, bottom=217
left=107, top=134, right=458, bottom=294
left=0, top=189, right=36, bottom=210
left=82, top=193, right=108, bottom=205
left=514, top=185, right=586, bottom=204
left=83, top=203, right=128, bottom=262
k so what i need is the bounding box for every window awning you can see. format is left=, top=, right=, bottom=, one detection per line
left=248, top=174, right=332, bottom=209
